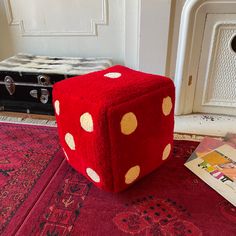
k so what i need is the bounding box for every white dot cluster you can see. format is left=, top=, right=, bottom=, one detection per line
left=54, top=71, right=173, bottom=185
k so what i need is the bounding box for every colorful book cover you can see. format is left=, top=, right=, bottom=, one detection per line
left=185, top=133, right=236, bottom=163
left=185, top=134, right=236, bottom=206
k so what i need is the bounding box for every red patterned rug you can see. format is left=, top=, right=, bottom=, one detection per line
left=0, top=123, right=62, bottom=236
left=1, top=123, right=235, bottom=235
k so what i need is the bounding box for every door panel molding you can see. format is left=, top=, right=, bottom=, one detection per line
left=4, top=0, right=108, bottom=36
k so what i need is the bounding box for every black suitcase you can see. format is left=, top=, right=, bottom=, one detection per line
left=0, top=54, right=112, bottom=115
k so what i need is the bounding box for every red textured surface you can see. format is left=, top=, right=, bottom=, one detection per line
left=15, top=140, right=236, bottom=236
left=53, top=65, right=175, bottom=192
left=0, top=123, right=62, bottom=236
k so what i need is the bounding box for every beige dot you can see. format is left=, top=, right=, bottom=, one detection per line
left=125, top=165, right=140, bottom=184
left=63, top=149, right=69, bottom=161
left=86, top=168, right=100, bottom=183
left=120, top=112, right=138, bottom=135
left=162, top=96, right=173, bottom=116
left=80, top=112, right=93, bottom=132
left=104, top=72, right=121, bottom=79
left=65, top=133, right=75, bottom=150
left=54, top=100, right=60, bottom=115
left=162, top=143, right=171, bottom=160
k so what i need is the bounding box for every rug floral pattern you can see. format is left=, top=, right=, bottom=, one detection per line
left=28, top=168, right=92, bottom=235
left=113, top=196, right=202, bottom=235
left=0, top=123, right=61, bottom=235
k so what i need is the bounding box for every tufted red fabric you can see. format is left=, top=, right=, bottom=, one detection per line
left=53, top=65, right=175, bottom=192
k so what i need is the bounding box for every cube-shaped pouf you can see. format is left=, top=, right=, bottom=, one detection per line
left=53, top=65, right=175, bottom=192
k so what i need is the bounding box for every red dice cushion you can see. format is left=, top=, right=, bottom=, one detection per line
left=53, top=65, right=175, bottom=192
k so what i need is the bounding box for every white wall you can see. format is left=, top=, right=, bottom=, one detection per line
left=0, top=0, right=124, bottom=64
left=0, top=0, right=172, bottom=75
left=138, top=0, right=171, bottom=75
left=168, top=0, right=186, bottom=79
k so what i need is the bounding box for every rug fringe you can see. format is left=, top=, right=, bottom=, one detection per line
left=0, top=115, right=217, bottom=140
left=0, top=116, right=56, bottom=127
left=174, top=133, right=222, bottom=141
left=174, top=133, right=205, bottom=141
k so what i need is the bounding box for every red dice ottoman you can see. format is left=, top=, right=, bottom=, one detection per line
left=53, top=65, right=175, bottom=192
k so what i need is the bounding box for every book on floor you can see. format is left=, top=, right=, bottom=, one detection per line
left=185, top=133, right=236, bottom=207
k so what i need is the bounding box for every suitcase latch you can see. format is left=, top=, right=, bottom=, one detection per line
left=38, top=75, right=51, bottom=85
left=30, top=89, right=49, bottom=104
left=40, top=89, right=49, bottom=104
left=4, top=76, right=15, bottom=95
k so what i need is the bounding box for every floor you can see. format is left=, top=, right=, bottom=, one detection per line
left=1, top=111, right=235, bottom=138
left=174, top=113, right=236, bottom=137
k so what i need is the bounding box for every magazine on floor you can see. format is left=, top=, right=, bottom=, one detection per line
left=185, top=133, right=236, bottom=207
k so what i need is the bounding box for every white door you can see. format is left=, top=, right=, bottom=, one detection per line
left=193, top=14, right=236, bottom=115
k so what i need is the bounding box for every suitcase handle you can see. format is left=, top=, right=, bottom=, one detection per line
left=30, top=88, right=49, bottom=104
left=4, top=76, right=15, bottom=95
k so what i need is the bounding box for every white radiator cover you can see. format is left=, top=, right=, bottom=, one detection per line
left=209, top=26, right=236, bottom=105
left=174, top=0, right=236, bottom=116
left=193, top=14, right=236, bottom=115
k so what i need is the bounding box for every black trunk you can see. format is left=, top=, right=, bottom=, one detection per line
left=0, top=54, right=112, bottom=115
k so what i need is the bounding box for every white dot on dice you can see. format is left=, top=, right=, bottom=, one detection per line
left=104, top=72, right=121, bottom=79
left=80, top=112, right=94, bottom=132
left=120, top=112, right=138, bottom=135
left=162, top=143, right=171, bottom=160
left=65, top=133, right=75, bottom=150
left=86, top=168, right=100, bottom=183
left=54, top=100, right=60, bottom=115
left=162, top=96, right=172, bottom=116
left=125, top=165, right=140, bottom=184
